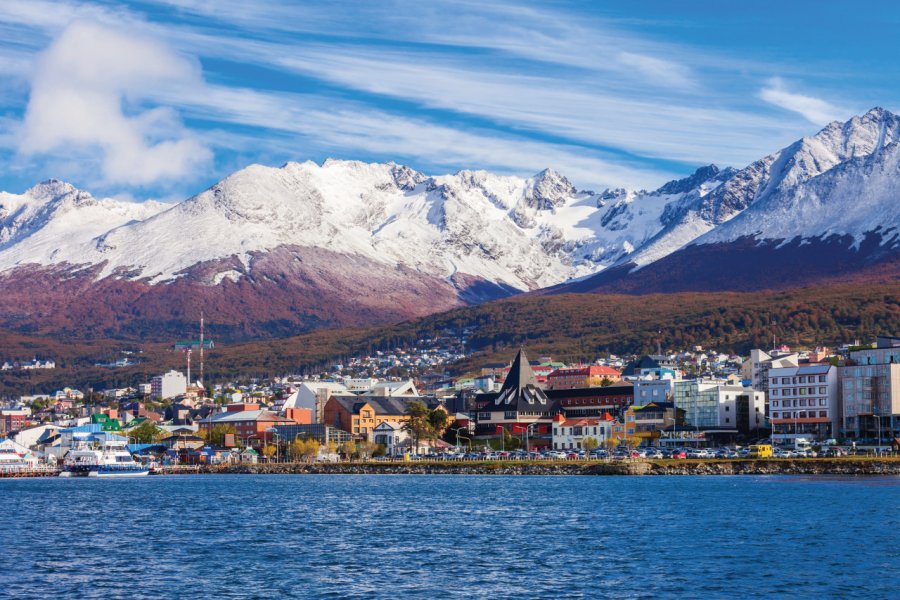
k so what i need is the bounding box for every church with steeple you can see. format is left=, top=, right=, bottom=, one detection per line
left=473, top=349, right=559, bottom=439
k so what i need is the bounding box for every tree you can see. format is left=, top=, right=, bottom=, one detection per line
left=290, top=438, right=321, bottom=463
left=626, top=435, right=643, bottom=450
left=262, top=444, right=276, bottom=460
left=603, top=437, right=619, bottom=451
left=372, top=443, right=387, bottom=457
left=127, top=420, right=163, bottom=444
left=403, top=400, right=430, bottom=453
left=358, top=440, right=377, bottom=460
left=326, top=440, right=338, bottom=456
left=582, top=437, right=599, bottom=455
left=208, top=424, right=237, bottom=447
left=290, top=438, right=306, bottom=461
left=340, top=440, right=357, bottom=461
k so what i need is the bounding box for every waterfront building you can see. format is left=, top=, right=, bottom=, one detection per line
left=553, top=383, right=634, bottom=419
left=323, top=395, right=414, bottom=440
left=150, top=370, right=187, bottom=400
left=551, top=413, right=614, bottom=450
left=473, top=349, right=557, bottom=442
left=674, top=379, right=765, bottom=434
left=627, top=402, right=685, bottom=445
left=272, top=423, right=354, bottom=447
left=372, top=421, right=409, bottom=456
left=768, top=364, right=840, bottom=442
left=839, top=336, right=900, bottom=440
left=200, top=403, right=296, bottom=447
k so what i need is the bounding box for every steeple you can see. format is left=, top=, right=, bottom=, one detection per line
left=500, top=348, right=539, bottom=393
left=495, top=349, right=548, bottom=407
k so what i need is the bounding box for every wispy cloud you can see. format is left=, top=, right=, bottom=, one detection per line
left=0, top=0, right=876, bottom=198
left=758, top=77, right=846, bottom=124
left=18, top=19, right=211, bottom=187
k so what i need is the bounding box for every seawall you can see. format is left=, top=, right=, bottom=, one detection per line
left=196, top=458, right=900, bottom=476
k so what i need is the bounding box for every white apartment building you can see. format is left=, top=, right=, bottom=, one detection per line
left=674, top=379, right=766, bottom=434
left=551, top=415, right=614, bottom=450
left=768, top=364, right=839, bottom=442
left=744, top=349, right=799, bottom=394
left=150, top=370, right=187, bottom=400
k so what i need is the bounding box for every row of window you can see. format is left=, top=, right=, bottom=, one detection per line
left=771, top=398, right=829, bottom=408
left=770, top=386, right=828, bottom=396
left=771, top=411, right=828, bottom=419
left=553, top=426, right=607, bottom=436
left=773, top=375, right=828, bottom=384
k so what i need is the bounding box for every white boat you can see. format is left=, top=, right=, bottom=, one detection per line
left=91, top=438, right=150, bottom=477
left=61, top=433, right=149, bottom=477
left=0, top=447, right=31, bottom=472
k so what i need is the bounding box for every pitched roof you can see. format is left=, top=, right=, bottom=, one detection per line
left=328, top=394, right=410, bottom=416
left=493, top=349, right=551, bottom=410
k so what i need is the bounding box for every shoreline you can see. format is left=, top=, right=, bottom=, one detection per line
left=183, top=457, right=900, bottom=476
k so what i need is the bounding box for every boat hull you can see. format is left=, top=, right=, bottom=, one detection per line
left=87, top=468, right=150, bottom=477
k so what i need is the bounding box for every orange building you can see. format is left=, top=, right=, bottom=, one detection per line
left=324, top=395, right=413, bottom=439
left=547, top=365, right=622, bottom=390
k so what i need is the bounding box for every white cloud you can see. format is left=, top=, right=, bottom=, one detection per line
left=18, top=19, right=212, bottom=186
left=759, top=77, right=846, bottom=124
left=617, top=51, right=695, bottom=90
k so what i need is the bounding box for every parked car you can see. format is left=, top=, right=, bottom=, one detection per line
left=672, top=450, right=687, bottom=459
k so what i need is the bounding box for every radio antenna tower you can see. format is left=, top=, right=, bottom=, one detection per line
left=175, top=314, right=214, bottom=391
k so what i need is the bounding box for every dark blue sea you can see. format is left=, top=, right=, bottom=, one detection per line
left=1, top=475, right=898, bottom=598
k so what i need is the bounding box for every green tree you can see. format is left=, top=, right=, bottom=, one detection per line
left=208, top=424, right=237, bottom=447
left=582, top=437, right=599, bottom=455
left=127, top=420, right=163, bottom=444
left=403, top=400, right=431, bottom=453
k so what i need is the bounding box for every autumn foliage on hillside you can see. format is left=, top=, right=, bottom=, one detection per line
left=1, top=282, right=897, bottom=394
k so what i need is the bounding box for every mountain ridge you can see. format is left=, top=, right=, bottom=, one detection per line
left=0, top=107, right=897, bottom=339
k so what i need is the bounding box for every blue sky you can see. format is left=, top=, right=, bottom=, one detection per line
left=0, top=0, right=896, bottom=201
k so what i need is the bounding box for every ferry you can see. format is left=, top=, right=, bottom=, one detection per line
left=61, top=433, right=149, bottom=477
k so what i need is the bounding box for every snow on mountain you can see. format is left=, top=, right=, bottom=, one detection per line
left=0, top=107, right=896, bottom=313
left=0, top=160, right=724, bottom=292
left=619, top=107, right=900, bottom=269
left=692, top=107, right=900, bottom=249
left=0, top=180, right=168, bottom=264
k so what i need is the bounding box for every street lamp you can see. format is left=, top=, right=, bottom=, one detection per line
left=525, top=423, right=536, bottom=456
left=455, top=426, right=472, bottom=453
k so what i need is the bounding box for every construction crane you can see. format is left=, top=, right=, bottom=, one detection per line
left=175, top=313, right=214, bottom=388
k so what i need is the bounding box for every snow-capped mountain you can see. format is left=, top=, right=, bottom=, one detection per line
left=0, top=159, right=723, bottom=293
left=0, top=107, right=897, bottom=338
left=557, top=107, right=900, bottom=293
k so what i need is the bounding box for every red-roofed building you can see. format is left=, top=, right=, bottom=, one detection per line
left=551, top=413, right=616, bottom=450
left=547, top=366, right=622, bottom=390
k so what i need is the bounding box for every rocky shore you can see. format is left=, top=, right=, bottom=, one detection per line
left=197, top=458, right=900, bottom=476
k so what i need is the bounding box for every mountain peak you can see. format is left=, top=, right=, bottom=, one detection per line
left=654, top=164, right=732, bottom=196
left=529, top=168, right=576, bottom=209
left=25, top=179, right=85, bottom=201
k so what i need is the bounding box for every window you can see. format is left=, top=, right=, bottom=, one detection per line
left=819, top=376, right=826, bottom=383
left=819, top=399, right=827, bottom=406
left=819, top=411, right=827, bottom=418
left=725, top=417, right=730, bottom=423
left=772, top=401, right=779, bottom=408
left=772, top=412, right=780, bottom=419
